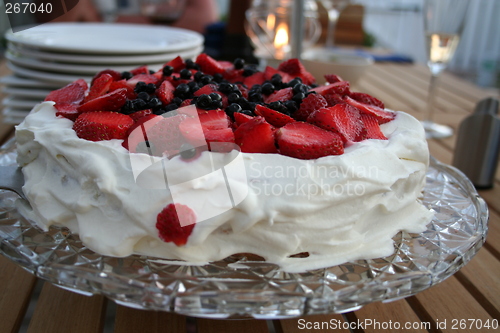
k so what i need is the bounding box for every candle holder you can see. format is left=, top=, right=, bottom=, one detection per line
left=245, top=0, right=321, bottom=64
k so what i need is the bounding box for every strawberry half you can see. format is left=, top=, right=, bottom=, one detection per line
left=84, top=73, right=113, bottom=102
left=254, top=104, right=294, bottom=127
left=307, top=104, right=364, bottom=142
left=324, top=74, right=343, bottom=84
left=165, top=56, right=185, bottom=73
left=45, top=80, right=87, bottom=105
left=196, top=53, right=225, bottom=76
left=157, top=80, right=175, bottom=105
left=277, top=58, right=316, bottom=85
left=91, top=69, right=121, bottom=85
left=130, top=65, right=150, bottom=75
left=349, top=92, right=385, bottom=109
left=234, top=117, right=278, bottom=153
left=243, top=71, right=266, bottom=88
left=122, top=114, right=163, bottom=151
left=276, top=122, right=344, bottom=159
left=293, top=93, right=328, bottom=121
left=156, top=203, right=196, bottom=246
left=126, top=74, right=159, bottom=88
left=78, top=88, right=128, bottom=113
left=360, top=114, right=388, bottom=140
left=311, top=81, right=350, bottom=96
left=233, top=112, right=254, bottom=126
left=73, top=111, right=134, bottom=141
left=344, top=96, right=395, bottom=124
left=265, top=87, right=293, bottom=103
left=146, top=113, right=189, bottom=156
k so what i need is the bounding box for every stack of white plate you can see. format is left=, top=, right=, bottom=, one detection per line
left=1, top=22, right=204, bottom=124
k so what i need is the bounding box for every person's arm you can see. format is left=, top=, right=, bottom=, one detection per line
left=171, top=0, right=218, bottom=34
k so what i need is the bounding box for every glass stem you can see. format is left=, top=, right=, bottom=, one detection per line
left=325, top=9, right=339, bottom=49
left=426, top=73, right=439, bottom=123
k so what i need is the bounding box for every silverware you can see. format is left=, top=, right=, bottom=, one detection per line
left=0, top=165, right=27, bottom=200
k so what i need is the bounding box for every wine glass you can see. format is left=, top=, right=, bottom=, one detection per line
left=421, top=0, right=470, bottom=139
left=319, top=0, right=350, bottom=48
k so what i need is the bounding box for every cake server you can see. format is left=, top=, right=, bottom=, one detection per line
left=0, top=165, right=27, bottom=200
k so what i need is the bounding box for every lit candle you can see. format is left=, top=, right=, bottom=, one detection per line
left=274, top=23, right=289, bottom=60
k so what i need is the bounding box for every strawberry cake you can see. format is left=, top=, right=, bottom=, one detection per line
left=15, top=54, right=433, bottom=272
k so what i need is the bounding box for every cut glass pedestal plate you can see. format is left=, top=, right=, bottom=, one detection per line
left=0, top=139, right=489, bottom=319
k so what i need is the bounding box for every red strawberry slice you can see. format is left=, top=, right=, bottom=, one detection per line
left=193, top=83, right=218, bottom=97
left=204, top=128, right=235, bottom=152
left=74, top=79, right=89, bottom=91
left=218, top=60, right=234, bottom=69
left=146, top=113, right=189, bottom=157
left=157, top=80, right=175, bottom=105
left=122, top=114, right=163, bottom=151
left=324, top=74, right=343, bottom=84
left=45, top=81, right=86, bottom=105
left=54, top=103, right=80, bottom=121
left=293, top=93, right=328, bottom=121
left=234, top=117, right=278, bottom=153
left=73, top=111, right=134, bottom=141
left=109, top=79, right=136, bottom=99
left=130, top=65, right=149, bottom=75
left=360, top=114, right=388, bottom=140
left=265, top=87, right=293, bottom=103
left=277, top=58, right=316, bottom=85
left=311, top=81, right=350, bottom=96
left=198, top=109, right=231, bottom=130
left=196, top=53, right=225, bottom=75
left=234, top=112, right=254, bottom=126
left=126, top=74, right=159, bottom=88
left=129, top=109, right=153, bottom=122
left=165, top=56, right=185, bottom=73
left=179, top=99, right=193, bottom=107
left=276, top=122, right=344, bottom=159
left=323, top=93, right=344, bottom=107
left=84, top=73, right=113, bottom=102
left=349, top=92, right=385, bottom=109
left=254, top=104, right=294, bottom=127
left=307, top=104, right=364, bottom=142
left=223, top=68, right=245, bottom=83
left=243, top=71, right=266, bottom=88
left=235, top=83, right=249, bottom=99
left=156, top=203, right=196, bottom=245
left=178, top=110, right=231, bottom=149
left=263, top=66, right=293, bottom=83
left=91, top=69, right=121, bottom=84
left=78, top=88, right=128, bottom=113
left=344, top=96, right=395, bottom=124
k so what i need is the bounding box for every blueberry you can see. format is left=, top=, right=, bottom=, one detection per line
left=172, top=97, right=183, bottom=105
left=292, top=83, right=309, bottom=95
left=133, top=98, right=148, bottom=110
left=153, top=108, right=166, bottom=115
left=213, top=73, right=224, bottom=83
left=218, top=82, right=233, bottom=95
left=200, top=75, right=213, bottom=85
left=134, top=81, right=147, bottom=93
left=268, top=101, right=288, bottom=114
left=146, top=83, right=156, bottom=94
left=227, top=92, right=241, bottom=104
left=226, top=103, right=242, bottom=118
left=248, top=93, right=263, bottom=103
left=233, top=58, right=245, bottom=69
left=187, top=81, right=199, bottom=93
left=148, top=97, right=162, bottom=109
left=209, top=92, right=222, bottom=102
left=261, top=82, right=275, bottom=95
left=180, top=68, right=192, bottom=79
left=137, top=91, right=150, bottom=101
left=242, top=65, right=257, bottom=77
left=185, top=59, right=198, bottom=70
left=270, top=74, right=282, bottom=87
left=239, top=109, right=255, bottom=116
left=284, top=100, right=298, bottom=113
left=180, top=143, right=197, bottom=159
left=149, top=69, right=156, bottom=75
left=196, top=94, right=212, bottom=109
left=121, top=100, right=135, bottom=114
left=211, top=100, right=223, bottom=109
left=162, top=65, right=174, bottom=76
left=175, top=83, right=190, bottom=97
left=121, top=71, right=132, bottom=80
left=165, top=103, right=179, bottom=111
left=194, top=71, right=204, bottom=82
left=292, top=92, right=306, bottom=103
left=288, top=77, right=302, bottom=88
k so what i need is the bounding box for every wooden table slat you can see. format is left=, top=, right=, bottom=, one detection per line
left=0, top=255, right=37, bottom=333
left=277, top=313, right=349, bottom=333
left=114, top=305, right=186, bottom=333
left=27, top=282, right=107, bottom=333
left=196, top=318, right=270, bottom=333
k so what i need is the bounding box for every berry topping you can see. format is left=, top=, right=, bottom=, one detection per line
left=294, top=93, right=328, bottom=121
left=78, top=88, right=128, bottom=113
left=254, top=104, right=295, bottom=128
left=73, top=111, right=134, bottom=141
left=278, top=58, right=316, bottom=85
left=156, top=203, right=196, bottom=246
left=344, top=96, right=395, bottom=124
left=349, top=92, right=385, bottom=109
left=195, top=53, right=225, bottom=76
left=234, top=117, right=277, bottom=153
left=307, top=104, right=364, bottom=143
left=276, top=122, right=344, bottom=159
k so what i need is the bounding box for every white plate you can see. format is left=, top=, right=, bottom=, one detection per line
left=2, top=97, right=42, bottom=109
left=6, top=51, right=166, bottom=75
left=7, top=62, right=94, bottom=84
left=8, top=43, right=204, bottom=65
left=0, top=75, right=62, bottom=89
left=5, top=23, right=204, bottom=55
left=2, top=86, right=54, bottom=99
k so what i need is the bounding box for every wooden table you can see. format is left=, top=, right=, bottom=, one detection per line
left=1, top=60, right=499, bottom=333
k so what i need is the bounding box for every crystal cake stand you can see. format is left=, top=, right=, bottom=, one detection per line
left=0, top=140, right=489, bottom=319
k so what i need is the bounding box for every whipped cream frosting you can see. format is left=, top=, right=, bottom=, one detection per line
left=16, top=102, right=433, bottom=272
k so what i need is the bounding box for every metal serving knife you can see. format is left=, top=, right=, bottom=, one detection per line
left=0, top=166, right=27, bottom=200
